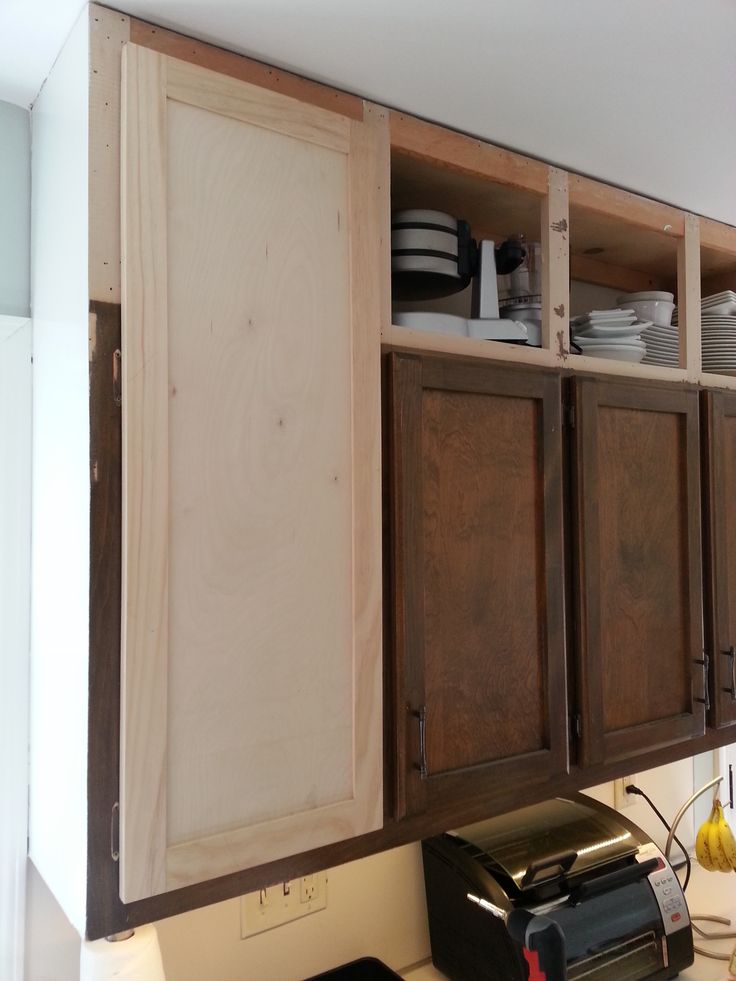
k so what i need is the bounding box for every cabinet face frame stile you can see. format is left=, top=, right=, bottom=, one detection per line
left=120, top=42, right=385, bottom=903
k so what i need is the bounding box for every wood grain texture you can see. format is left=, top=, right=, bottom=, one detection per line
left=166, top=55, right=350, bottom=153
left=389, top=111, right=549, bottom=195
left=572, top=378, right=705, bottom=767
left=701, top=391, right=736, bottom=728
left=678, top=214, right=701, bottom=373
left=568, top=173, right=685, bottom=236
left=89, top=6, right=130, bottom=303
left=542, top=167, right=569, bottom=356
left=119, top=41, right=169, bottom=903
left=388, top=353, right=568, bottom=818
left=129, top=15, right=363, bottom=120
left=121, top=45, right=383, bottom=900
left=569, top=254, right=668, bottom=294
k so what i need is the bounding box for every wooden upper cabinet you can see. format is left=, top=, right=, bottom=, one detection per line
left=702, top=390, right=736, bottom=728
left=119, top=44, right=385, bottom=902
left=387, top=353, right=569, bottom=820
left=571, top=377, right=705, bottom=767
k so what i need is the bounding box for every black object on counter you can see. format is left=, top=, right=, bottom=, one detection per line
left=305, top=956, right=403, bottom=980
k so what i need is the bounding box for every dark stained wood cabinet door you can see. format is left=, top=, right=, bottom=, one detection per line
left=387, top=353, right=568, bottom=819
left=702, top=390, right=736, bottom=729
left=571, top=377, right=705, bottom=768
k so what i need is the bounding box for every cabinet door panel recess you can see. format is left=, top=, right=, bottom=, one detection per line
left=120, top=43, right=384, bottom=902
left=572, top=378, right=705, bottom=767
left=388, top=354, right=568, bottom=819
left=702, top=391, right=736, bottom=729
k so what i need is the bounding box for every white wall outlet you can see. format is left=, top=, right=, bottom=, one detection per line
left=614, top=775, right=638, bottom=810
left=241, top=873, right=328, bottom=938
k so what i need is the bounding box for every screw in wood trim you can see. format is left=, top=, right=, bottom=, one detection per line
left=412, top=706, right=428, bottom=779
left=111, top=801, right=120, bottom=861
left=112, top=349, right=122, bottom=406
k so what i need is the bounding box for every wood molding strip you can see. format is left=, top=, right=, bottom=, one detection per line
left=129, top=16, right=364, bottom=121
left=165, top=55, right=350, bottom=154
left=569, top=173, right=685, bottom=236
left=389, top=111, right=548, bottom=195
left=542, top=167, right=570, bottom=357
left=119, top=42, right=170, bottom=903
left=700, top=216, right=736, bottom=256
left=678, top=214, right=702, bottom=376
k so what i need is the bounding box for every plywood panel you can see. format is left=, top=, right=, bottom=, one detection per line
left=165, top=98, right=354, bottom=840
left=121, top=44, right=383, bottom=902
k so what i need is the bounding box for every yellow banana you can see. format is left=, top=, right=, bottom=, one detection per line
left=709, top=801, right=732, bottom=872
left=716, top=801, right=736, bottom=870
left=695, top=803, right=718, bottom=871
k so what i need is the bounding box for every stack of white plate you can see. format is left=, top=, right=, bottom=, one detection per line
left=702, top=314, right=736, bottom=375
left=641, top=321, right=679, bottom=367
left=571, top=309, right=647, bottom=363
left=672, top=291, right=736, bottom=374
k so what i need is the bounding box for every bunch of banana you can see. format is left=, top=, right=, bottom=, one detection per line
left=695, top=799, right=736, bottom=872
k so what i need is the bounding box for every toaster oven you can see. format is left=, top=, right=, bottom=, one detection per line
left=422, top=794, right=693, bottom=980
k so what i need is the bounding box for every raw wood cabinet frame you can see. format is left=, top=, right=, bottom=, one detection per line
left=120, top=42, right=384, bottom=902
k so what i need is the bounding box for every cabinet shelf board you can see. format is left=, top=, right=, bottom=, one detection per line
left=383, top=325, right=557, bottom=366
left=565, top=353, right=690, bottom=383
left=568, top=173, right=685, bottom=237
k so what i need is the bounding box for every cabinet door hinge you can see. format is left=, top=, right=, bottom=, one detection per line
left=564, top=404, right=576, bottom=429
left=111, top=801, right=120, bottom=862
left=412, top=706, right=428, bottom=779
left=571, top=713, right=582, bottom=740
left=113, top=349, right=122, bottom=407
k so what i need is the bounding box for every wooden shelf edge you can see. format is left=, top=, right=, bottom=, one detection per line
left=382, top=325, right=558, bottom=366
left=389, top=111, right=548, bottom=196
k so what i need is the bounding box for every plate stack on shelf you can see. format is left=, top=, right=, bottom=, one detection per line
left=571, top=309, right=648, bottom=362
left=617, top=291, right=678, bottom=367
left=673, top=290, right=736, bottom=376
left=639, top=321, right=679, bottom=367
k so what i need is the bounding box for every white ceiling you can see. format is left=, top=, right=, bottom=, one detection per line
left=3, top=0, right=736, bottom=224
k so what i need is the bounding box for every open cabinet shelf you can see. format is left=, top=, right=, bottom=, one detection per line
left=384, top=112, right=736, bottom=390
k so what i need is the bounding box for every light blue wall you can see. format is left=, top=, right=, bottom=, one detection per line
left=0, top=101, right=30, bottom=317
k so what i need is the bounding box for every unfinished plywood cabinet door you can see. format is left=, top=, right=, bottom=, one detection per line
left=120, top=43, right=384, bottom=902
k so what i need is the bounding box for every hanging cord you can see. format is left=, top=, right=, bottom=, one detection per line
left=624, top=784, right=691, bottom=891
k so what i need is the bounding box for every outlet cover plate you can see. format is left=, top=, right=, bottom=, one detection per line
left=241, top=874, right=327, bottom=938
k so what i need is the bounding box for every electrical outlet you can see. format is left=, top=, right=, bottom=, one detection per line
left=614, top=775, right=638, bottom=810
left=241, top=873, right=327, bottom=938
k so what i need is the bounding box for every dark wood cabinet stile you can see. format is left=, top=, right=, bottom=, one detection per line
left=571, top=377, right=706, bottom=766
left=388, top=353, right=569, bottom=819
left=702, top=390, right=736, bottom=728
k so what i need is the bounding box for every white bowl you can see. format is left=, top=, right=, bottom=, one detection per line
left=622, top=299, right=675, bottom=327
left=617, top=291, right=675, bottom=303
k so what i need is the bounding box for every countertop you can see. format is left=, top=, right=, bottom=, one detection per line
left=402, top=862, right=736, bottom=981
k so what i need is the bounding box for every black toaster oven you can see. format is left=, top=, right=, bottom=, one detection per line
left=422, top=794, right=693, bottom=980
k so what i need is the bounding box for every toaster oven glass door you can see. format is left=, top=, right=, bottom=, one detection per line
left=547, top=879, right=665, bottom=980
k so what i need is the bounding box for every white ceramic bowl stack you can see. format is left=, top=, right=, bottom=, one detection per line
left=571, top=309, right=648, bottom=362
left=673, top=290, right=736, bottom=376
left=617, top=291, right=677, bottom=367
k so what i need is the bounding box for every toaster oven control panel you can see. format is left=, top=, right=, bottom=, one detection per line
left=637, top=842, right=690, bottom=936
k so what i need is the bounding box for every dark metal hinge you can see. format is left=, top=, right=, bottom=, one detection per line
left=571, top=713, right=582, bottom=740
left=111, top=802, right=120, bottom=862
left=113, top=349, right=122, bottom=407
left=412, top=706, right=428, bottom=779
left=694, top=652, right=710, bottom=711
left=564, top=404, right=576, bottom=429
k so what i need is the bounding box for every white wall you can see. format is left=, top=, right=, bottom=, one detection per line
left=0, top=317, right=32, bottom=981
left=0, top=102, right=30, bottom=316
left=29, top=6, right=90, bottom=935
